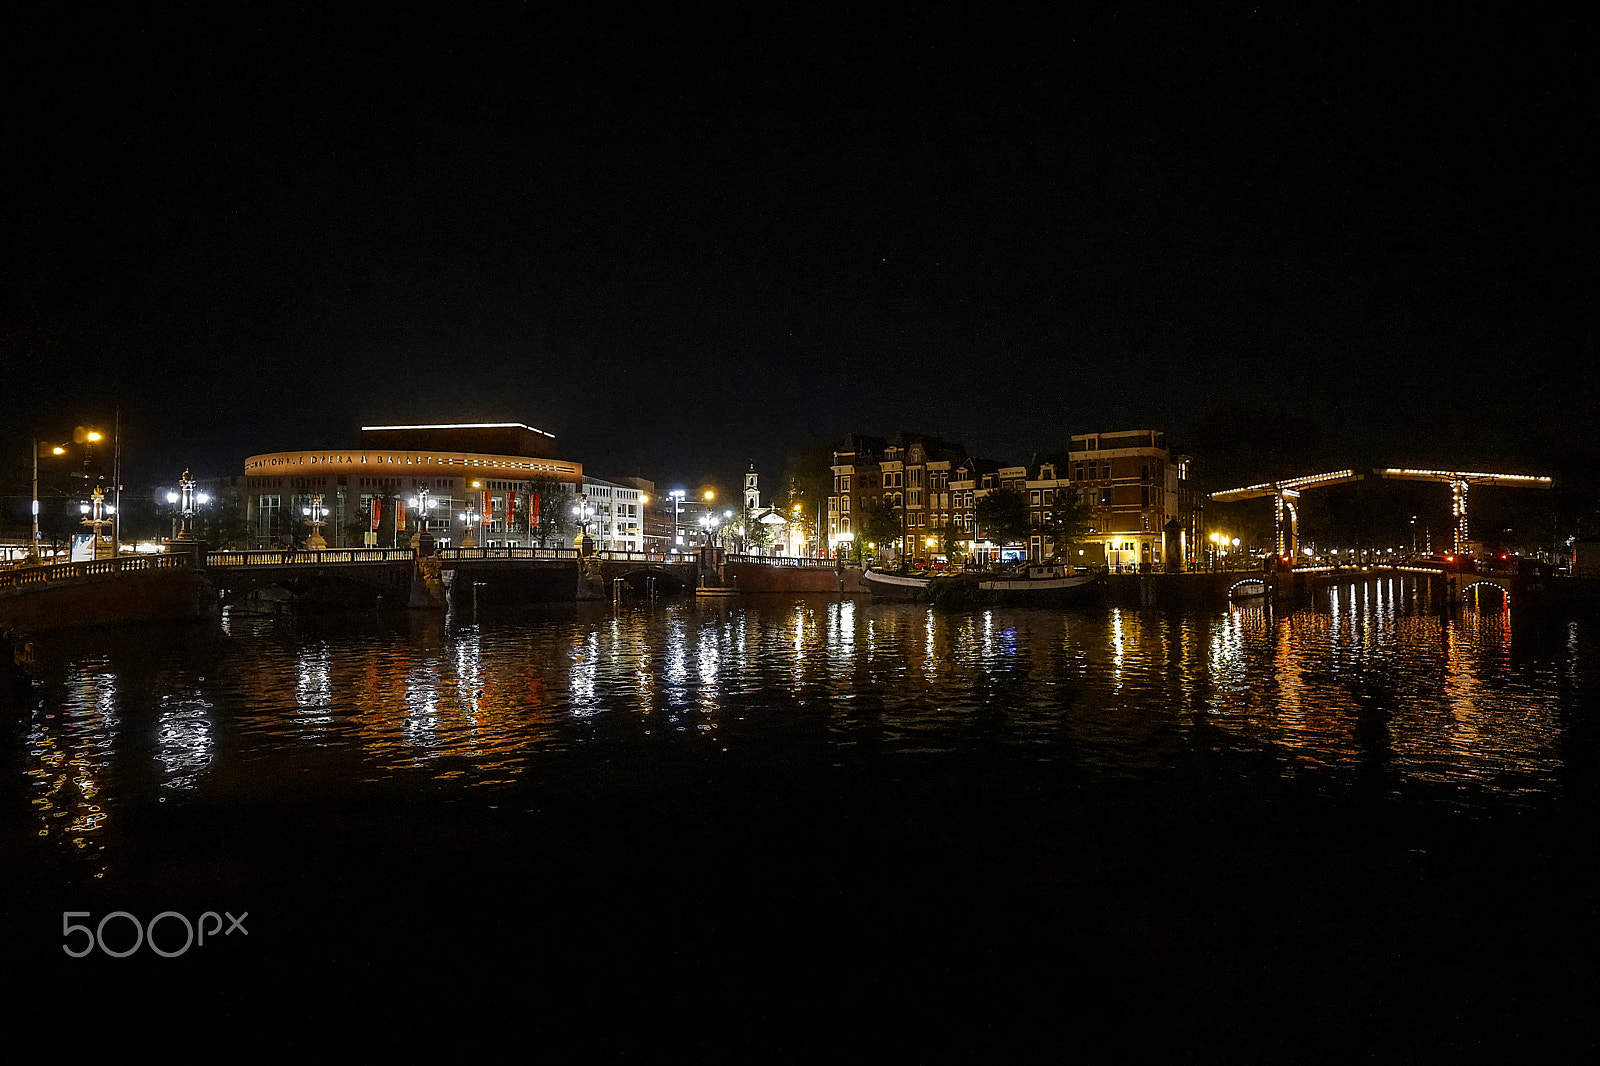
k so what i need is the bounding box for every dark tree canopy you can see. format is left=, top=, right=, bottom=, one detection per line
left=976, top=487, right=1030, bottom=547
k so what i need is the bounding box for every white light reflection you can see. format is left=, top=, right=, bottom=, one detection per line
left=403, top=661, right=442, bottom=752
left=1109, top=608, right=1125, bottom=691
left=455, top=630, right=483, bottom=719
left=697, top=622, right=722, bottom=716
left=296, top=644, right=333, bottom=734
left=156, top=695, right=215, bottom=789
left=570, top=631, right=600, bottom=716
left=827, top=598, right=856, bottom=670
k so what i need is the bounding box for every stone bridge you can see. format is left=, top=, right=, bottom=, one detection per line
left=2, top=546, right=847, bottom=633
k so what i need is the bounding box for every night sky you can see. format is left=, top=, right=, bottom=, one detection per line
left=5, top=3, right=1590, bottom=496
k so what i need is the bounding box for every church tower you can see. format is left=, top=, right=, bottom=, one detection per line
left=745, top=464, right=760, bottom=512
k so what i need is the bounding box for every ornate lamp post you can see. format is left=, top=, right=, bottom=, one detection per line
left=78, top=486, right=113, bottom=559
left=459, top=502, right=480, bottom=548
left=697, top=505, right=729, bottom=544
left=409, top=487, right=436, bottom=549
left=165, top=469, right=210, bottom=543
left=572, top=493, right=596, bottom=553
left=302, top=494, right=328, bottom=549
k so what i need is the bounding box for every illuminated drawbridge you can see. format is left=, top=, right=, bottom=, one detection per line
left=1208, top=468, right=1551, bottom=559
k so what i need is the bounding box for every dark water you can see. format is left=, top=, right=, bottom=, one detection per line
left=5, top=582, right=1598, bottom=1060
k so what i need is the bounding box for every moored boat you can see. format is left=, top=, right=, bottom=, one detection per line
left=861, top=564, right=1105, bottom=607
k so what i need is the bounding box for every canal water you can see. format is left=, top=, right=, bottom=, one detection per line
left=4, top=581, right=1597, bottom=1060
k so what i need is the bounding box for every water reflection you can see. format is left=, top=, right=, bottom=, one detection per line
left=156, top=694, right=214, bottom=789
left=11, top=592, right=1595, bottom=872
left=25, top=660, right=120, bottom=868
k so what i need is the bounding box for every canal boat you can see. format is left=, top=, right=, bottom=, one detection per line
left=862, top=564, right=1105, bottom=607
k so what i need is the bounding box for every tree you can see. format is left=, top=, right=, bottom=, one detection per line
left=743, top=515, right=776, bottom=553
left=933, top=520, right=965, bottom=564
left=781, top=438, right=835, bottom=510
left=1043, top=486, right=1095, bottom=557
left=975, top=487, right=1031, bottom=551
left=857, top=502, right=901, bottom=563
left=525, top=478, right=573, bottom=548
left=727, top=508, right=776, bottom=553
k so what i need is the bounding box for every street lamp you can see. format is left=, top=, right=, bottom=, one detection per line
left=699, top=510, right=721, bottom=547
left=165, top=469, right=210, bottom=542
left=669, top=489, right=685, bottom=551
left=459, top=503, right=479, bottom=548
left=572, top=493, right=595, bottom=552
left=30, top=439, right=69, bottom=563
left=79, top=486, right=113, bottom=560
left=76, top=421, right=122, bottom=556
left=301, top=494, right=328, bottom=549
left=409, top=487, right=436, bottom=549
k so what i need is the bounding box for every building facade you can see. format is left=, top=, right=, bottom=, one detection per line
left=220, top=422, right=585, bottom=550
left=1067, top=429, right=1195, bottom=572
left=827, top=426, right=1198, bottom=569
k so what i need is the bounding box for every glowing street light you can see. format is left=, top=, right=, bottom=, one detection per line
left=165, top=469, right=210, bottom=542
left=409, top=487, right=437, bottom=549
left=29, top=439, right=70, bottom=563
left=699, top=510, right=722, bottom=547
left=78, top=486, right=114, bottom=560
left=572, top=493, right=596, bottom=552
left=301, top=493, right=328, bottom=549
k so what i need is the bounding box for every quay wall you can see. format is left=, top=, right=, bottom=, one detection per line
left=1105, top=571, right=1268, bottom=608
left=1, top=566, right=216, bottom=634
left=725, top=561, right=850, bottom=594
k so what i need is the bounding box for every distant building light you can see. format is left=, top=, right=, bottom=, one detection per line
left=361, top=421, right=557, bottom=438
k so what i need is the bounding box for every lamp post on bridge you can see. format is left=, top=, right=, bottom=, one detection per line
left=572, top=493, right=596, bottom=554
left=78, top=486, right=113, bottom=560
left=302, top=494, right=328, bottom=549
left=409, top=487, right=437, bottom=549
left=165, top=469, right=210, bottom=546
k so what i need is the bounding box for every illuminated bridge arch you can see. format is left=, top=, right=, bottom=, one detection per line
left=1457, top=577, right=1512, bottom=610
left=1227, top=578, right=1268, bottom=600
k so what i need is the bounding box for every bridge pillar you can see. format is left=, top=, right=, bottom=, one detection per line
left=1451, top=479, right=1470, bottom=556
left=1274, top=490, right=1300, bottom=559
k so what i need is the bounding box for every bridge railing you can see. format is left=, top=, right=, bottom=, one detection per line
left=725, top=553, right=837, bottom=570
left=439, top=547, right=581, bottom=561
left=0, top=552, right=198, bottom=590
left=205, top=548, right=418, bottom=567
left=592, top=550, right=694, bottom=564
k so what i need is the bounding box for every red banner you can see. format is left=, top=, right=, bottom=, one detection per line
left=370, top=498, right=381, bottom=531
left=532, top=492, right=541, bottom=526
left=397, top=498, right=408, bottom=532
left=507, top=491, right=517, bottom=531
left=482, top=490, right=491, bottom=525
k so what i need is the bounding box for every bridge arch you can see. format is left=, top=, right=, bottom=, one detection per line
left=612, top=566, right=691, bottom=594
left=1458, top=578, right=1511, bottom=610
left=1228, top=578, right=1268, bottom=600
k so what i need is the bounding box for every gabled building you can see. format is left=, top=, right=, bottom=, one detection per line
left=1068, top=429, right=1196, bottom=571
left=950, top=456, right=1006, bottom=563
left=828, top=433, right=886, bottom=556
